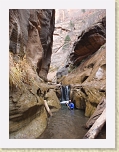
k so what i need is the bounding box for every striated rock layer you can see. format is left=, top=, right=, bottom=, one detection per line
left=70, top=17, right=106, bottom=65
left=9, top=9, right=61, bottom=139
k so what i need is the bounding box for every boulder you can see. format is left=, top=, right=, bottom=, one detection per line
left=45, top=89, right=61, bottom=112
left=9, top=106, right=47, bottom=139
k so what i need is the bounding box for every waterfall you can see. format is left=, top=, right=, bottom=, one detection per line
left=61, top=85, right=70, bottom=102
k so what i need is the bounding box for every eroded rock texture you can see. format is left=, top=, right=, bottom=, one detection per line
left=9, top=9, right=55, bottom=81
left=9, top=9, right=59, bottom=139
left=70, top=17, right=106, bottom=65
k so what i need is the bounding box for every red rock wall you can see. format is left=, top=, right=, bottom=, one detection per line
left=70, top=17, right=106, bottom=65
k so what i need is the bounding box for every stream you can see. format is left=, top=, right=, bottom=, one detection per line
left=38, top=104, right=106, bottom=139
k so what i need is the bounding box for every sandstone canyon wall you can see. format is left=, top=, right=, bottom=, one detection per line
left=9, top=9, right=61, bottom=139
left=9, top=9, right=55, bottom=81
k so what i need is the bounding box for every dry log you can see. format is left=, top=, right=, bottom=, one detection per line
left=83, top=108, right=106, bottom=139
left=44, top=100, right=52, bottom=116
left=85, top=98, right=106, bottom=128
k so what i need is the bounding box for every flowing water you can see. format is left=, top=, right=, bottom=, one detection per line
left=38, top=104, right=106, bottom=139
left=61, top=85, right=70, bottom=101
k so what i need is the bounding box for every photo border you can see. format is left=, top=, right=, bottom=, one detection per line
left=0, top=0, right=117, bottom=150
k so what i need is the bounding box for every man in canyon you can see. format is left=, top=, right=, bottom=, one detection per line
left=66, top=100, right=74, bottom=110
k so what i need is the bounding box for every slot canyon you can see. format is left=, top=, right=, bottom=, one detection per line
left=9, top=9, right=106, bottom=139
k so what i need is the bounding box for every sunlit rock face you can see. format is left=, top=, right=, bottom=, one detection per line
left=48, top=9, right=106, bottom=82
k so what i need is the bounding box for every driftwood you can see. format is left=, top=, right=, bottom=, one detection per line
left=44, top=100, right=52, bottom=116
left=85, top=98, right=106, bottom=129
left=83, top=108, right=106, bottom=139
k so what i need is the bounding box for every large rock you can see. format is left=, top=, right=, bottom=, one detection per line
left=45, top=89, right=61, bottom=112
left=70, top=17, right=106, bottom=65
left=10, top=105, right=48, bottom=139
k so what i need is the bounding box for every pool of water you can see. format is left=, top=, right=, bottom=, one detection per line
left=38, top=104, right=106, bottom=139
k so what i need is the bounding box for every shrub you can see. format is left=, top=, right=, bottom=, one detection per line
left=9, top=52, right=41, bottom=90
